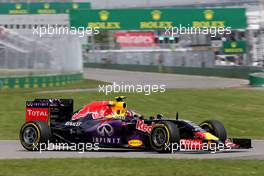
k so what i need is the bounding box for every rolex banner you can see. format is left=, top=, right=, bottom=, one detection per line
left=223, top=40, right=247, bottom=54
left=70, top=8, right=247, bottom=30
left=0, top=2, right=91, bottom=14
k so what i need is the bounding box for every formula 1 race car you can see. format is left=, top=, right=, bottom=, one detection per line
left=20, top=96, right=251, bottom=153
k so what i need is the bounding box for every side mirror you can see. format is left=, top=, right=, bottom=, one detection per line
left=176, top=112, right=179, bottom=121
left=156, top=114, right=163, bottom=119
left=149, top=116, right=155, bottom=120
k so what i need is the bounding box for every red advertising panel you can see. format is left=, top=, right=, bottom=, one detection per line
left=26, top=108, right=49, bottom=122
left=114, top=31, right=156, bottom=47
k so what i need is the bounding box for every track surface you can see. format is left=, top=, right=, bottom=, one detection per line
left=0, top=140, right=263, bottom=160
left=39, top=68, right=248, bottom=94
left=84, top=68, right=248, bottom=89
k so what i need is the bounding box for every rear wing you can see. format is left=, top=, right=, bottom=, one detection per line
left=26, top=99, right=73, bottom=126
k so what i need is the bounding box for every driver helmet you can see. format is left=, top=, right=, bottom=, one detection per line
left=108, top=96, right=127, bottom=117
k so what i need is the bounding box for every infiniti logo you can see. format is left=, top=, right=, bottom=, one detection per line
left=97, top=124, right=114, bottom=137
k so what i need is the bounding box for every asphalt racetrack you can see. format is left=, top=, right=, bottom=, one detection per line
left=40, top=68, right=248, bottom=94
left=0, top=140, right=263, bottom=159
left=84, top=68, right=248, bottom=89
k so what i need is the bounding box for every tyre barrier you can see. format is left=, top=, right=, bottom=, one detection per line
left=249, top=72, right=264, bottom=87
left=0, top=73, right=83, bottom=89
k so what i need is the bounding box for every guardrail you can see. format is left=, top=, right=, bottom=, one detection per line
left=84, top=63, right=263, bottom=79
left=0, top=80, right=2, bottom=91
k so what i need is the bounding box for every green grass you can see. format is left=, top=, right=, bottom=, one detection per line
left=0, top=88, right=264, bottom=139
left=0, top=158, right=263, bottom=176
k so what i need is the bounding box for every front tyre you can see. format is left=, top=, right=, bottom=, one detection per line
left=19, top=121, right=51, bottom=151
left=200, top=120, right=227, bottom=142
left=150, top=121, right=180, bottom=153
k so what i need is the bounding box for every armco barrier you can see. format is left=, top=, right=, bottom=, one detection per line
left=249, top=73, right=264, bottom=87
left=0, top=80, right=3, bottom=90
left=84, top=63, right=263, bottom=79
left=0, top=73, right=83, bottom=89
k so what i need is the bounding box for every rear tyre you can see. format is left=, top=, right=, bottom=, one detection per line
left=150, top=121, right=180, bottom=153
left=200, top=120, right=227, bottom=142
left=19, top=121, right=51, bottom=151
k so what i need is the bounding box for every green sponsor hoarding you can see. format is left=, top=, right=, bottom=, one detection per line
left=0, top=73, right=83, bottom=89
left=70, top=8, right=247, bottom=30
left=223, top=40, right=247, bottom=54
left=249, top=73, right=264, bottom=87
left=0, top=2, right=90, bottom=14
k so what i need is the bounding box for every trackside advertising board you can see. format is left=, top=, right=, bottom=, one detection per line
left=70, top=8, right=247, bottom=30
left=223, top=40, right=247, bottom=54
left=0, top=73, right=83, bottom=89
left=114, top=31, right=156, bottom=47
left=0, top=2, right=90, bottom=14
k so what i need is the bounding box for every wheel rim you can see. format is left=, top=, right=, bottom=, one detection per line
left=152, top=128, right=167, bottom=147
left=23, top=126, right=37, bottom=145
left=202, top=126, right=211, bottom=132
left=201, top=125, right=215, bottom=135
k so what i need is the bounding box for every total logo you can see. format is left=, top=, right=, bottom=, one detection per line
left=136, top=119, right=154, bottom=133
left=26, top=108, right=49, bottom=122
left=27, top=108, right=48, bottom=117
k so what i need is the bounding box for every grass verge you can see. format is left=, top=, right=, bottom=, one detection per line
left=0, top=88, right=264, bottom=139
left=0, top=158, right=263, bottom=176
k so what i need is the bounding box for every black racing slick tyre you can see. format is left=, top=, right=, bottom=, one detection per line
left=200, top=120, right=227, bottom=142
left=150, top=121, right=180, bottom=153
left=19, top=120, right=51, bottom=151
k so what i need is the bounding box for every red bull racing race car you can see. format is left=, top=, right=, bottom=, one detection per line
left=20, top=96, right=251, bottom=153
